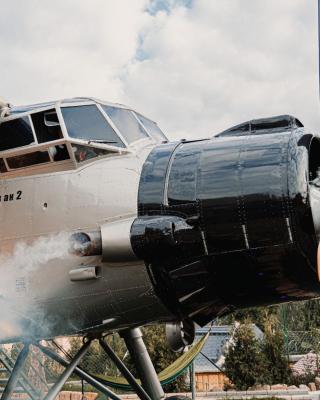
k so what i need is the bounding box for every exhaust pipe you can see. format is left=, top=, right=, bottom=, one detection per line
left=69, top=217, right=138, bottom=262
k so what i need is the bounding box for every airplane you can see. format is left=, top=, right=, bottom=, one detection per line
left=0, top=95, right=319, bottom=400
left=1, top=4, right=320, bottom=400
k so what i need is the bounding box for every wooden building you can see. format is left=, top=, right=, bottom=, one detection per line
left=194, top=324, right=263, bottom=391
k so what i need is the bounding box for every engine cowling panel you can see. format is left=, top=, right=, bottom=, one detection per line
left=131, top=116, right=320, bottom=326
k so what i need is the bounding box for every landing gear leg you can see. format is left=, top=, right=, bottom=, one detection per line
left=99, top=337, right=151, bottom=400
left=36, top=342, right=122, bottom=400
left=43, top=338, right=94, bottom=400
left=1, top=344, right=30, bottom=400
left=121, top=328, right=165, bottom=400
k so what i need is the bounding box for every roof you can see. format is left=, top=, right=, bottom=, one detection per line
left=291, top=352, right=318, bottom=376
left=194, top=326, right=231, bottom=373
left=9, top=97, right=133, bottom=117
left=194, top=324, right=263, bottom=373
left=6, top=97, right=159, bottom=131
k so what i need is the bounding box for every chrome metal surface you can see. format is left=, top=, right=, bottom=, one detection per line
left=166, top=320, right=195, bottom=352
left=69, top=265, right=100, bottom=281
left=101, top=217, right=137, bottom=262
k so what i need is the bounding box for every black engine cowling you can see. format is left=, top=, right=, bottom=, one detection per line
left=131, top=115, right=320, bottom=326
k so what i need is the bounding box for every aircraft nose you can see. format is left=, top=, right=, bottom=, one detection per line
left=130, top=127, right=320, bottom=326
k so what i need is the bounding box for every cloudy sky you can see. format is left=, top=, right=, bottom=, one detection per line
left=0, top=0, right=319, bottom=139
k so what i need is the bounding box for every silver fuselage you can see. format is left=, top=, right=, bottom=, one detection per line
left=0, top=98, right=173, bottom=342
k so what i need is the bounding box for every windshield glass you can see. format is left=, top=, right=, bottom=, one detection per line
left=135, top=113, right=167, bottom=142
left=0, top=117, right=35, bottom=151
left=61, top=105, right=125, bottom=148
left=102, top=106, right=149, bottom=144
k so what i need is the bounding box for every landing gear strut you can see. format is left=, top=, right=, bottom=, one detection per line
left=43, top=338, right=92, bottom=400
left=1, top=344, right=30, bottom=400
left=121, top=328, right=165, bottom=400
left=37, top=341, right=122, bottom=400
left=3, top=327, right=165, bottom=400
left=99, top=335, right=152, bottom=400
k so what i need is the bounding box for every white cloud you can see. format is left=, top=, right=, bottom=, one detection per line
left=122, top=0, right=320, bottom=139
left=0, top=0, right=148, bottom=103
left=0, top=0, right=319, bottom=140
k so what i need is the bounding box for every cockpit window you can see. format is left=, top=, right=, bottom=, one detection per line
left=44, top=111, right=59, bottom=127
left=72, top=144, right=112, bottom=163
left=48, top=144, right=70, bottom=162
left=7, top=151, right=50, bottom=169
left=0, top=117, right=35, bottom=151
left=135, top=113, right=167, bottom=142
left=61, top=105, right=125, bottom=148
left=31, top=109, right=63, bottom=143
left=0, top=159, right=7, bottom=172
left=102, top=106, right=149, bottom=144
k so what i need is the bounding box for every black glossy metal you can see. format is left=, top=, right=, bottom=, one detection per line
left=132, top=116, right=320, bottom=326
left=216, top=115, right=303, bottom=137
left=138, top=141, right=178, bottom=215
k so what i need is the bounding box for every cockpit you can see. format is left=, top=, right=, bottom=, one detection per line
left=0, top=97, right=167, bottom=176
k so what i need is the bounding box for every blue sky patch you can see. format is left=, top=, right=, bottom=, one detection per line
left=146, top=0, right=193, bottom=16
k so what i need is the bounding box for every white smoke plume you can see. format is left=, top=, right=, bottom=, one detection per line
left=0, top=232, right=81, bottom=342
left=0, top=232, right=70, bottom=274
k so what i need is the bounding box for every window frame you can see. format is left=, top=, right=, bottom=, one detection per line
left=60, top=102, right=130, bottom=150
left=0, top=99, right=157, bottom=175
left=99, top=103, right=154, bottom=145
left=0, top=115, right=38, bottom=152
left=133, top=112, right=168, bottom=143
left=0, top=138, right=71, bottom=171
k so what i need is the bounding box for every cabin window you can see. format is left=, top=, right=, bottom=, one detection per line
left=135, top=113, right=167, bottom=142
left=7, top=151, right=50, bottom=169
left=0, top=117, right=35, bottom=151
left=251, top=117, right=290, bottom=133
left=102, top=106, right=149, bottom=144
left=72, top=144, right=112, bottom=163
left=48, top=144, right=70, bottom=162
left=61, top=105, right=125, bottom=148
left=0, top=159, right=7, bottom=173
left=31, top=109, right=63, bottom=143
left=218, top=123, right=250, bottom=137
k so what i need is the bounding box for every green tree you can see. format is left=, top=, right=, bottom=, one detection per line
left=69, top=335, right=126, bottom=376
left=126, top=324, right=188, bottom=393
left=68, top=325, right=187, bottom=392
left=261, top=315, right=291, bottom=384
left=218, top=305, right=278, bottom=330
left=224, top=320, right=267, bottom=390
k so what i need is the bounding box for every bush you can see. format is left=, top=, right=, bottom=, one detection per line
left=262, top=315, right=291, bottom=384
left=224, top=317, right=292, bottom=389
left=224, top=320, right=267, bottom=390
